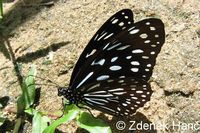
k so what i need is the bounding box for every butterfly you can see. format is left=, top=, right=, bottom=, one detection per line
left=58, top=9, right=165, bottom=116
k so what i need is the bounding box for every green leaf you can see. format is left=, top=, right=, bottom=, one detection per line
left=0, top=116, right=6, bottom=126
left=17, top=65, right=37, bottom=113
left=76, top=112, right=112, bottom=133
left=32, top=111, right=51, bottom=133
left=25, top=108, right=51, bottom=133
left=43, top=104, right=80, bottom=133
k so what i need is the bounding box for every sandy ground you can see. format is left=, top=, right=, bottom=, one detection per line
left=0, top=0, right=200, bottom=133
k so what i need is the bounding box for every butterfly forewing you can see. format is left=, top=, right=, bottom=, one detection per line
left=71, top=18, right=165, bottom=89
left=70, top=9, right=134, bottom=86
left=81, top=78, right=152, bottom=116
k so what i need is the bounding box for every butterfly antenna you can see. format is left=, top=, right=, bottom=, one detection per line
left=34, top=76, right=61, bottom=88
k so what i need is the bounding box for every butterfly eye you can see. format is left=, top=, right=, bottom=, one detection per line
left=58, top=9, right=165, bottom=116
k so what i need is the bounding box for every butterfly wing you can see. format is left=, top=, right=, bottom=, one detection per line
left=71, top=18, right=165, bottom=89
left=70, top=9, right=134, bottom=86
left=62, top=9, right=165, bottom=116
left=81, top=77, right=152, bottom=116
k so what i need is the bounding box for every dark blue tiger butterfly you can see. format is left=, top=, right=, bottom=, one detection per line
left=58, top=9, right=165, bottom=116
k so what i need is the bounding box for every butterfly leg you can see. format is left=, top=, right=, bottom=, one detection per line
left=58, top=98, right=72, bottom=118
left=76, top=104, right=95, bottom=118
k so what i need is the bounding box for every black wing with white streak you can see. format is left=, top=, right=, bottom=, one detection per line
left=71, top=18, right=165, bottom=90
left=81, top=77, right=152, bottom=116
left=70, top=9, right=134, bottom=86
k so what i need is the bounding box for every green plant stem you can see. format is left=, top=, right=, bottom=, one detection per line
left=13, top=118, right=22, bottom=133
left=1, top=35, right=23, bottom=88
left=1, top=33, right=24, bottom=132
left=0, top=0, right=3, bottom=19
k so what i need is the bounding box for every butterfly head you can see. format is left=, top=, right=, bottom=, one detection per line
left=58, top=87, right=79, bottom=104
left=58, top=87, right=72, bottom=98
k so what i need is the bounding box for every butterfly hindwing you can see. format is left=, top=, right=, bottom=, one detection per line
left=70, top=9, right=134, bottom=86
left=81, top=78, right=152, bottom=116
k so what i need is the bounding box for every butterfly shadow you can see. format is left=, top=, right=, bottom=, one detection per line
left=16, top=41, right=70, bottom=63
left=97, top=112, right=157, bottom=133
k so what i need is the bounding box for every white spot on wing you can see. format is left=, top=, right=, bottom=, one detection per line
left=131, top=97, right=138, bottom=100
left=84, top=94, right=113, bottom=97
left=96, top=75, right=109, bottom=81
left=119, top=22, right=124, bottom=26
left=110, top=66, right=122, bottom=71
left=87, top=83, right=100, bottom=91
left=122, top=103, right=127, bottom=106
left=140, top=33, right=148, bottom=39
left=119, top=76, right=125, bottom=78
left=141, top=95, right=146, bottom=98
left=107, top=98, right=119, bottom=103
left=144, top=40, right=151, bottom=43
left=89, top=98, right=108, bottom=103
left=107, top=43, right=121, bottom=50
left=118, top=80, right=124, bottom=83
left=86, top=49, right=96, bottom=58
left=136, top=101, right=141, bottom=104
left=113, top=92, right=127, bottom=95
left=117, top=107, right=121, bottom=111
left=76, top=72, right=93, bottom=89
left=117, top=45, right=130, bottom=50
left=85, top=98, right=105, bottom=105
left=128, top=26, right=135, bottom=31
left=131, top=61, right=140, bottom=65
left=90, top=91, right=107, bottom=94
left=147, top=64, right=151, bottom=67
left=108, top=88, right=124, bottom=92
left=94, top=34, right=99, bottom=41
left=97, top=32, right=107, bottom=41
left=131, top=68, right=139, bottom=72
left=99, top=105, right=116, bottom=113
left=129, top=29, right=139, bottom=34
left=142, top=56, right=149, bottom=59
left=111, top=57, right=118, bottom=62
left=104, top=33, right=114, bottom=40
left=91, top=59, right=105, bottom=66
left=146, top=22, right=150, bottom=25
left=103, top=43, right=110, bottom=50
left=126, top=56, right=132, bottom=59
left=150, top=27, right=156, bottom=30
left=136, top=91, right=143, bottom=94
left=112, top=19, right=118, bottom=24
left=132, top=49, right=144, bottom=54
